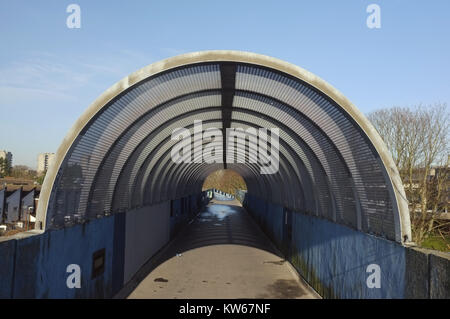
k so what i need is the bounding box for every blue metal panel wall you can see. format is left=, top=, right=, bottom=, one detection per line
left=0, top=239, right=16, bottom=298
left=189, top=195, right=196, bottom=218
left=123, top=202, right=171, bottom=284
left=112, top=211, right=126, bottom=296
left=0, top=191, right=447, bottom=299
left=12, top=215, right=115, bottom=298
left=266, top=202, right=284, bottom=248
left=170, top=192, right=209, bottom=239
left=244, top=194, right=283, bottom=251
left=170, top=198, right=183, bottom=239
left=242, top=194, right=407, bottom=299
left=291, top=212, right=405, bottom=298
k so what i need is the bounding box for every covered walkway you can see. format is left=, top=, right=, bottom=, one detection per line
left=126, top=198, right=318, bottom=299
left=4, top=51, right=445, bottom=300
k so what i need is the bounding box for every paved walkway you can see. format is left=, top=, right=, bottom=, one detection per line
left=127, top=198, right=319, bottom=299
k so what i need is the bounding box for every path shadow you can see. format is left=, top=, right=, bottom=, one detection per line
left=115, top=199, right=284, bottom=298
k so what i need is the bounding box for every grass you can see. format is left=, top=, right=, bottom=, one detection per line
left=421, top=235, right=450, bottom=252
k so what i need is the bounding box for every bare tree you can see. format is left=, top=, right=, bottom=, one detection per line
left=202, top=169, right=247, bottom=195
left=368, top=103, right=449, bottom=246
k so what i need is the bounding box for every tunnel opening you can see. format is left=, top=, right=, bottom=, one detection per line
left=202, top=169, right=247, bottom=197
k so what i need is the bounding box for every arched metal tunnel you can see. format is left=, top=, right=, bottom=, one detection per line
left=36, top=50, right=411, bottom=243
left=24, top=50, right=421, bottom=299
left=3, top=51, right=449, bottom=300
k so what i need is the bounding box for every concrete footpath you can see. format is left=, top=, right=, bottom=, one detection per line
left=126, top=198, right=319, bottom=299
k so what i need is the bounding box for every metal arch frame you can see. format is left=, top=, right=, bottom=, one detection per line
left=67, top=66, right=222, bottom=221
left=111, top=105, right=333, bottom=216
left=235, top=66, right=389, bottom=235
left=106, top=105, right=316, bottom=213
left=46, top=79, right=348, bottom=229
left=141, top=120, right=303, bottom=206
left=166, top=139, right=294, bottom=208
left=113, top=106, right=319, bottom=213
left=156, top=141, right=275, bottom=203
left=235, top=90, right=351, bottom=175
left=179, top=162, right=271, bottom=206
left=86, top=91, right=222, bottom=216
left=37, top=50, right=411, bottom=243
left=159, top=139, right=280, bottom=205
left=62, top=76, right=363, bottom=233
left=183, top=149, right=303, bottom=209
left=230, top=110, right=338, bottom=219
left=134, top=117, right=317, bottom=213
left=136, top=122, right=223, bottom=203
left=231, top=97, right=349, bottom=221
left=89, top=89, right=346, bottom=222
left=109, top=108, right=222, bottom=211
left=95, top=89, right=368, bottom=229
left=128, top=113, right=223, bottom=205
left=134, top=121, right=224, bottom=205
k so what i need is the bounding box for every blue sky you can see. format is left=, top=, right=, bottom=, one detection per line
left=0, top=0, right=449, bottom=168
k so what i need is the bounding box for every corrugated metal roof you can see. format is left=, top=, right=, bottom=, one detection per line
left=44, top=61, right=399, bottom=241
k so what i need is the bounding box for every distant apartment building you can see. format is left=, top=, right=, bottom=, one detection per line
left=37, top=153, right=55, bottom=174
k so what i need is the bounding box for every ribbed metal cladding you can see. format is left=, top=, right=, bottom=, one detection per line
left=88, top=92, right=221, bottom=217
left=236, top=65, right=394, bottom=239
left=139, top=121, right=294, bottom=203
left=155, top=137, right=289, bottom=206
left=228, top=122, right=309, bottom=211
left=44, top=59, right=399, bottom=241
left=47, top=64, right=221, bottom=228
left=233, top=93, right=356, bottom=226
left=145, top=137, right=226, bottom=203
left=138, top=121, right=223, bottom=205
left=130, top=112, right=221, bottom=205
left=231, top=110, right=332, bottom=217
left=113, top=111, right=222, bottom=212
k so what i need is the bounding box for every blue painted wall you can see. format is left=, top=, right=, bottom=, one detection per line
left=0, top=239, right=16, bottom=298
left=290, top=211, right=405, bottom=298
left=123, top=202, right=171, bottom=284
left=3, top=190, right=444, bottom=298
left=0, top=191, right=210, bottom=299
left=112, top=211, right=126, bottom=296
left=245, top=196, right=283, bottom=249
left=240, top=193, right=450, bottom=299
left=170, top=197, right=183, bottom=239
left=8, top=215, right=115, bottom=298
